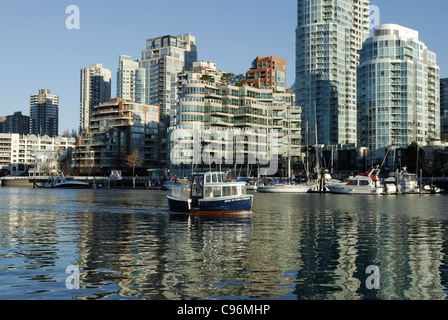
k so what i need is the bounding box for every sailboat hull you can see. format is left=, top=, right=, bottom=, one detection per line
left=257, top=184, right=315, bottom=193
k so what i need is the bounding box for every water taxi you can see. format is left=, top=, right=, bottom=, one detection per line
left=166, top=172, right=253, bottom=215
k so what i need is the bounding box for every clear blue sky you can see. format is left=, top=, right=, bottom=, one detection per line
left=0, top=0, right=447, bottom=134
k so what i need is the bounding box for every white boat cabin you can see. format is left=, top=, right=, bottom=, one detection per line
left=171, top=172, right=248, bottom=200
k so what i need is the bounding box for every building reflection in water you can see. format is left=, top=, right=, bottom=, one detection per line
left=1, top=188, right=448, bottom=300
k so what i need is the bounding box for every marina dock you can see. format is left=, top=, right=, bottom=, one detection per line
left=0, top=176, right=167, bottom=189
left=1, top=175, right=448, bottom=193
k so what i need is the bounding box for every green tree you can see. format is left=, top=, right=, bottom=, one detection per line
left=222, top=73, right=247, bottom=86
left=200, top=74, right=215, bottom=83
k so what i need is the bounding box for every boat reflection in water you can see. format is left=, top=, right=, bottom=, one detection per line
left=166, top=172, right=253, bottom=216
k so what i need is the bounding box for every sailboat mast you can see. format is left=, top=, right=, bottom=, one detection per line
left=314, top=100, right=319, bottom=173
left=288, top=108, right=291, bottom=181
left=306, top=121, right=310, bottom=182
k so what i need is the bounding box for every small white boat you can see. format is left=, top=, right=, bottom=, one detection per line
left=383, top=167, right=420, bottom=194
left=382, top=182, right=398, bottom=195
left=423, top=185, right=443, bottom=194
left=245, top=184, right=259, bottom=191
left=44, top=173, right=90, bottom=189
left=164, top=178, right=189, bottom=191
left=257, top=183, right=317, bottom=193
left=235, top=178, right=260, bottom=191
left=327, top=166, right=390, bottom=195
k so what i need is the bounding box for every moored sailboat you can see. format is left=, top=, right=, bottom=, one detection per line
left=257, top=182, right=317, bottom=193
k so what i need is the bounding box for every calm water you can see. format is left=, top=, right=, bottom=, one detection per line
left=1, top=187, right=448, bottom=300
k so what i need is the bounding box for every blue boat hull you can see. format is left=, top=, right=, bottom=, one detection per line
left=199, top=196, right=253, bottom=214
left=167, top=195, right=191, bottom=212
left=167, top=195, right=253, bottom=214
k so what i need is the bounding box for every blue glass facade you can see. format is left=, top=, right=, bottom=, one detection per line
left=357, top=25, right=440, bottom=156
left=295, top=0, right=370, bottom=147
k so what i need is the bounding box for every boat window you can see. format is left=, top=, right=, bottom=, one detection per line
left=205, top=175, right=211, bottom=183
left=213, top=186, right=222, bottom=197
left=173, top=185, right=190, bottom=199
left=212, top=174, right=218, bottom=183
left=232, top=186, right=239, bottom=195
left=192, top=176, right=203, bottom=197
left=242, top=186, right=247, bottom=194
left=217, top=174, right=222, bottom=182
left=223, top=186, right=231, bottom=196
left=182, top=186, right=191, bottom=199
left=360, top=180, right=369, bottom=186
left=204, top=186, right=212, bottom=198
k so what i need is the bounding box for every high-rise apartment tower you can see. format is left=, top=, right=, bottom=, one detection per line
left=80, top=63, right=112, bottom=133
left=117, top=55, right=146, bottom=104
left=357, top=24, right=440, bottom=155
left=295, top=0, right=370, bottom=147
left=441, top=78, right=448, bottom=140
left=139, top=34, right=197, bottom=126
left=30, top=89, right=59, bottom=137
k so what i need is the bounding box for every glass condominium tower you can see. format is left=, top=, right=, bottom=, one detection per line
left=117, top=55, right=146, bottom=104
left=80, top=63, right=112, bottom=133
left=357, top=24, right=440, bottom=156
left=296, top=0, right=370, bottom=147
left=139, top=34, right=197, bottom=127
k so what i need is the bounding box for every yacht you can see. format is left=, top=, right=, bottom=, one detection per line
left=44, top=173, right=90, bottom=189
left=383, top=167, right=420, bottom=194
left=327, top=166, right=393, bottom=195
